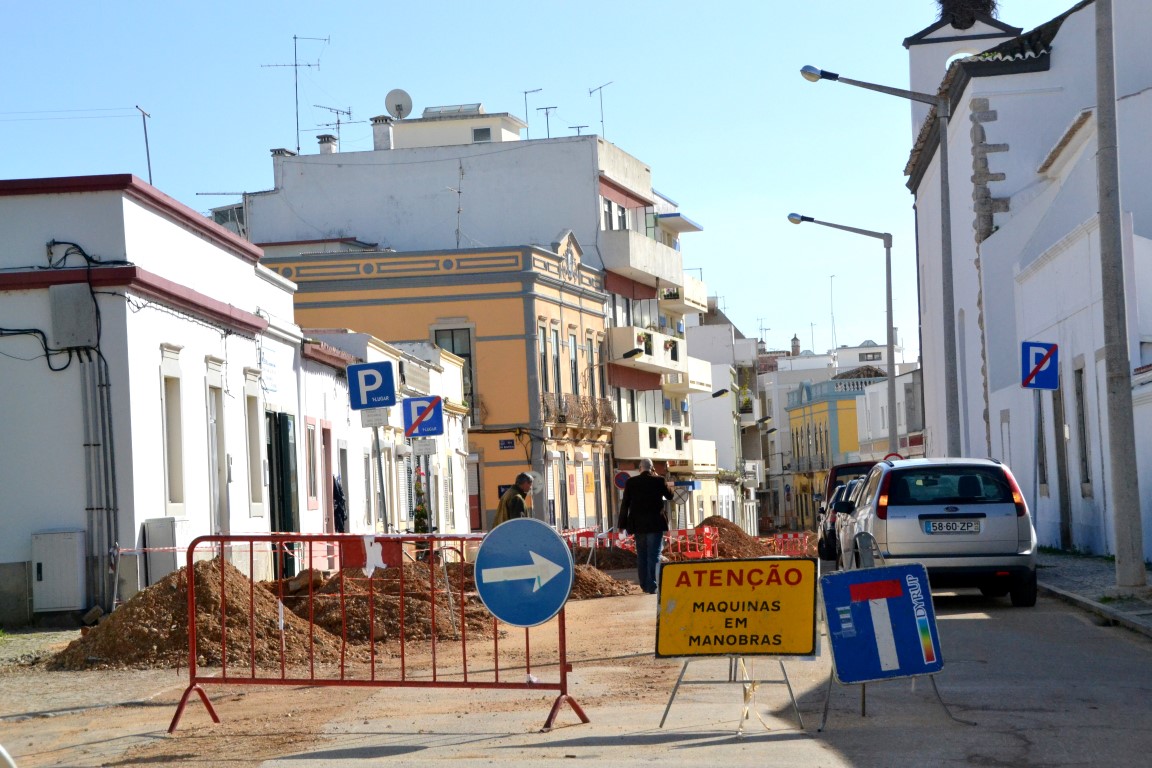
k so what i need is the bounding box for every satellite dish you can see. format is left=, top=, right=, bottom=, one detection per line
left=527, top=470, right=546, bottom=493
left=386, top=88, right=413, bottom=120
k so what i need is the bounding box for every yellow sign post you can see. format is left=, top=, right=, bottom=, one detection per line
left=656, top=558, right=818, bottom=658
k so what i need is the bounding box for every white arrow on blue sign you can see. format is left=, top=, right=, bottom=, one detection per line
left=347, top=362, right=397, bottom=410
left=475, top=518, right=573, bottom=627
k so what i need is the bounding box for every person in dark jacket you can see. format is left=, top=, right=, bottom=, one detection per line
left=492, top=472, right=533, bottom=527
left=618, top=458, right=675, bottom=593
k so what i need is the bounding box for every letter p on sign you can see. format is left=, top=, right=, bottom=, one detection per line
left=347, top=362, right=397, bottom=410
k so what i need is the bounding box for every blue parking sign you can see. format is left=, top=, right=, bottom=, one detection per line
left=347, top=362, right=396, bottom=410
left=1021, top=341, right=1058, bottom=390
left=403, top=396, right=444, bottom=437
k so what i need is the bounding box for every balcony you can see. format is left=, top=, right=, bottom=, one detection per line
left=600, top=229, right=682, bottom=287
left=541, top=394, right=615, bottom=429
left=612, top=421, right=691, bottom=462
left=664, top=355, right=712, bottom=395
left=658, top=274, right=708, bottom=315
left=668, top=439, right=717, bottom=475
left=607, top=326, right=686, bottom=376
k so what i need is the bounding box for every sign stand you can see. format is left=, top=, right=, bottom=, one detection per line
left=659, top=657, right=804, bottom=734
left=817, top=668, right=972, bottom=730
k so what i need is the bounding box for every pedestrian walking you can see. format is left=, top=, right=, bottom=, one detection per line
left=618, top=458, right=674, bottom=594
left=492, top=472, right=533, bottom=527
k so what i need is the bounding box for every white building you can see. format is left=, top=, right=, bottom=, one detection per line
left=0, top=175, right=466, bottom=627
left=904, top=1, right=1152, bottom=555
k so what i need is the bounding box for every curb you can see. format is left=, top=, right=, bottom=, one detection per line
left=1038, top=582, right=1152, bottom=640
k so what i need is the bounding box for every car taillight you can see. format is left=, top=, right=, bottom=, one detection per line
left=1004, top=469, right=1027, bottom=517
left=876, top=472, right=893, bottom=520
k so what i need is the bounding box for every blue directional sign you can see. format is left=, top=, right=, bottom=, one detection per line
left=820, top=564, right=943, bottom=684
left=347, top=362, right=397, bottom=410
left=403, top=396, right=444, bottom=437
left=1021, top=341, right=1059, bottom=390
left=475, top=518, right=574, bottom=627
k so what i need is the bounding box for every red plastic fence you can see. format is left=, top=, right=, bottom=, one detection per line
left=560, top=526, right=718, bottom=559
left=168, top=533, right=587, bottom=733
left=759, top=532, right=813, bottom=555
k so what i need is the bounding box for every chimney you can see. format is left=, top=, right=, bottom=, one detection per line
left=371, top=115, right=394, bottom=150
left=791, top=334, right=800, bottom=357
left=317, top=134, right=338, bottom=154
left=270, top=148, right=297, bottom=157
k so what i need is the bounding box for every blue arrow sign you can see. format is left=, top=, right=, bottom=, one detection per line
left=820, top=564, right=943, bottom=684
left=475, top=518, right=573, bottom=627
left=347, top=362, right=397, bottom=410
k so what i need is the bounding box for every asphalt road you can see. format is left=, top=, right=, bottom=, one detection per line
left=262, top=589, right=1152, bottom=767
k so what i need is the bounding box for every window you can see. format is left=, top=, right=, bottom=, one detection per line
left=617, top=204, right=628, bottom=231
left=569, top=333, right=579, bottom=395
left=538, top=325, right=549, bottom=392
left=860, top=352, right=882, bottom=362
left=597, top=340, right=608, bottom=398
left=1074, top=366, right=1090, bottom=486
left=305, top=419, right=319, bottom=509
left=551, top=328, right=562, bottom=394
left=162, top=375, right=184, bottom=509
left=472, top=127, right=491, bottom=143
left=602, top=197, right=613, bottom=231
left=434, top=328, right=474, bottom=417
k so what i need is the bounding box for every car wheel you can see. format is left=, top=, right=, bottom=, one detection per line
left=979, top=585, right=1009, bottom=598
left=1010, top=571, right=1038, bottom=607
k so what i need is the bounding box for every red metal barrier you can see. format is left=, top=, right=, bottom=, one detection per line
left=560, top=527, right=718, bottom=559
left=760, top=532, right=812, bottom=555
left=168, top=533, right=588, bottom=733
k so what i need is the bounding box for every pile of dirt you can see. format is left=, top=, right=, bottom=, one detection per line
left=50, top=558, right=349, bottom=670
left=570, top=564, right=642, bottom=599
left=276, top=562, right=494, bottom=643
left=698, top=516, right=777, bottom=559
left=571, top=546, right=637, bottom=570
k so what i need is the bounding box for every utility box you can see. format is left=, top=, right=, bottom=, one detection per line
left=31, top=529, right=86, bottom=612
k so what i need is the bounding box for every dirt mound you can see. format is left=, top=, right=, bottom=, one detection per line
left=274, top=562, right=494, bottom=643
left=571, top=546, right=637, bottom=570
left=698, top=516, right=776, bottom=559
left=50, top=558, right=349, bottom=670
left=570, top=565, right=642, bottom=599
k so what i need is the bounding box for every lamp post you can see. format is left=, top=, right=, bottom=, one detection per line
left=801, top=64, right=960, bottom=457
left=788, top=213, right=899, bottom=455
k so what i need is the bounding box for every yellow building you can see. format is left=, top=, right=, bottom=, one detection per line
left=785, top=369, right=885, bottom=528
left=263, top=232, right=620, bottom=531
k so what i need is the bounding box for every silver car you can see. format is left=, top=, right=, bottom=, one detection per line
left=831, top=457, right=1038, bottom=607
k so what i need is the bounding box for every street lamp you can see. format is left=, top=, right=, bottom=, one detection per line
left=788, top=212, right=899, bottom=455
left=801, top=64, right=960, bottom=457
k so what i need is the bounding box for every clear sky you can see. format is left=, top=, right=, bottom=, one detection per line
left=1, top=0, right=1074, bottom=361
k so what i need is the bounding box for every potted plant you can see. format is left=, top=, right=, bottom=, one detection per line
left=663, top=338, right=676, bottom=351
left=684, top=431, right=692, bottom=441
left=636, top=331, right=651, bottom=345
left=658, top=427, right=670, bottom=440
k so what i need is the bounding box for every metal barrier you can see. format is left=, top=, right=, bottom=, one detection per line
left=760, top=532, right=813, bottom=556
left=168, top=533, right=587, bottom=733
left=560, top=527, right=718, bottom=560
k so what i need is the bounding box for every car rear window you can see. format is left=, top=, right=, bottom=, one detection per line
left=888, top=467, right=1012, bottom=505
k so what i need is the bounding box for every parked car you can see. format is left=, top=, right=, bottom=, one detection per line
left=818, top=481, right=854, bottom=561
left=830, top=457, right=1038, bottom=606
left=823, top=460, right=876, bottom=507
left=832, top=477, right=865, bottom=569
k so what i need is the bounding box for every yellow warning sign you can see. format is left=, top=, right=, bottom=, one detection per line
left=656, top=558, right=818, bottom=658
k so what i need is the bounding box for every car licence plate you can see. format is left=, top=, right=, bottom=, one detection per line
left=924, top=519, right=981, bottom=534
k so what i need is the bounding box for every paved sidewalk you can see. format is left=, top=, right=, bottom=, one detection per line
left=1036, top=549, right=1152, bottom=638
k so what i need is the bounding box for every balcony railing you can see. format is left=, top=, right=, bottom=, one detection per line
left=541, top=393, right=616, bottom=429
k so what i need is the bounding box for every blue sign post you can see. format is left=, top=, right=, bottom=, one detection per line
left=475, top=518, right=573, bottom=627
left=402, top=396, right=445, bottom=437
left=1021, top=341, right=1059, bottom=390
left=820, top=564, right=943, bottom=684
left=347, top=362, right=397, bottom=410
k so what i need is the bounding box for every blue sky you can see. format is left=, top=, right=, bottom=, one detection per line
left=2, top=0, right=1073, bottom=360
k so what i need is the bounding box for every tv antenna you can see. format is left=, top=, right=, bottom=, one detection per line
left=522, top=88, right=541, bottom=138
left=588, top=81, right=613, bottom=138
left=758, top=318, right=771, bottom=343
left=536, top=106, right=557, bottom=138
left=135, top=105, right=152, bottom=185
left=314, top=104, right=351, bottom=144
left=261, top=34, right=330, bottom=153
left=569, top=125, right=588, bottom=135
left=385, top=88, right=413, bottom=120
left=446, top=161, right=465, bottom=250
